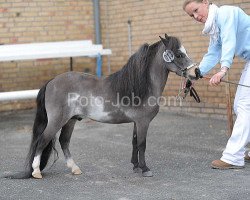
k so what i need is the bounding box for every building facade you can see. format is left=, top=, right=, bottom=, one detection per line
left=0, top=0, right=249, bottom=118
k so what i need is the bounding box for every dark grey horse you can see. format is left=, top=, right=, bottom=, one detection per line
left=5, top=34, right=196, bottom=179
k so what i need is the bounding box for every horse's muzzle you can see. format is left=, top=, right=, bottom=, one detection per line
left=182, top=63, right=198, bottom=79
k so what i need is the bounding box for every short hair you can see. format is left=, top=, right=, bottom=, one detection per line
left=183, top=0, right=205, bottom=10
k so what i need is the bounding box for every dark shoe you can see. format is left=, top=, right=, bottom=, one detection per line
left=245, top=151, right=250, bottom=163
left=211, top=160, right=244, bottom=170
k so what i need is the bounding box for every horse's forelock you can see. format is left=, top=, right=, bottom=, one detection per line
left=167, top=37, right=181, bottom=53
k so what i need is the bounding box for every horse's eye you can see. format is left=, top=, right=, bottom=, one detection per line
left=176, top=53, right=185, bottom=58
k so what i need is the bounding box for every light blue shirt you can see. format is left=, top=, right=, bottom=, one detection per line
left=199, top=5, right=250, bottom=75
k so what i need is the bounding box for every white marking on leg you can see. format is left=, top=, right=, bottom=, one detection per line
left=67, top=158, right=82, bottom=175
left=32, top=155, right=42, bottom=179
left=32, top=155, right=41, bottom=172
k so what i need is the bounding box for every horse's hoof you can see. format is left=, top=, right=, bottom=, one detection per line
left=72, top=168, right=82, bottom=175
left=133, top=167, right=141, bottom=173
left=32, top=172, right=42, bottom=179
left=142, top=171, right=153, bottom=177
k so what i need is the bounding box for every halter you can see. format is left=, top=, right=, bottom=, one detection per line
left=162, top=50, right=200, bottom=103
left=162, top=49, right=197, bottom=75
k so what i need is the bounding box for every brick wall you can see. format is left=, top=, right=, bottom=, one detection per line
left=0, top=0, right=96, bottom=111
left=1, top=0, right=250, bottom=118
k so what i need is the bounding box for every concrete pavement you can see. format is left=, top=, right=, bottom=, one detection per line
left=0, top=108, right=249, bottom=200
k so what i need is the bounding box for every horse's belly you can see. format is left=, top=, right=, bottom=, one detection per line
left=87, top=109, right=131, bottom=123
left=86, top=99, right=115, bottom=122
left=88, top=109, right=112, bottom=122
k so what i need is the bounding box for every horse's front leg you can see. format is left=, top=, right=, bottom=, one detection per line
left=131, top=123, right=140, bottom=172
left=136, top=121, right=153, bottom=177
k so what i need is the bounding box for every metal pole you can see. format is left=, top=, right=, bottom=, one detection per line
left=70, top=57, right=73, bottom=71
left=96, top=53, right=102, bottom=78
left=0, top=90, right=39, bottom=102
left=105, top=0, right=111, bottom=74
left=203, top=75, right=234, bottom=135
left=93, top=0, right=101, bottom=44
left=127, top=19, right=132, bottom=56
left=93, top=0, right=102, bottom=76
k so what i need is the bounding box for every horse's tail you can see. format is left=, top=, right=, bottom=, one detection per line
left=4, top=81, right=56, bottom=179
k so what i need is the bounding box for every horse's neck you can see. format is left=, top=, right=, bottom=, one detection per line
left=149, top=66, right=169, bottom=98
left=147, top=45, right=169, bottom=98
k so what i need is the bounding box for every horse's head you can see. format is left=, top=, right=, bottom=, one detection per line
left=159, top=34, right=198, bottom=79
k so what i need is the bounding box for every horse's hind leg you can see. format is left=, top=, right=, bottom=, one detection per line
left=136, top=122, right=153, bottom=177
left=59, top=119, right=82, bottom=175
left=131, top=123, right=140, bottom=172
left=32, top=119, right=63, bottom=179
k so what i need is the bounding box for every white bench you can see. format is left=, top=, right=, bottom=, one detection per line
left=0, top=40, right=112, bottom=102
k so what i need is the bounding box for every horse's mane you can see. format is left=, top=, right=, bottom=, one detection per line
left=108, top=43, right=152, bottom=104
left=107, top=36, right=181, bottom=104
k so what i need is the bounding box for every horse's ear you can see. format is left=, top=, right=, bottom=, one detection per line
left=159, top=36, right=169, bottom=47
left=165, top=33, right=169, bottom=39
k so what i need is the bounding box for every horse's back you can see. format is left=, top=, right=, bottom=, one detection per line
left=52, top=71, right=98, bottom=86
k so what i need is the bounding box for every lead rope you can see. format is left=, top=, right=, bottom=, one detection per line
left=176, top=76, right=186, bottom=100
left=203, top=76, right=250, bottom=88
left=176, top=78, right=201, bottom=103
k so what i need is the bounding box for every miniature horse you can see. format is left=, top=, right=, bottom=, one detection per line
left=5, top=34, right=196, bottom=179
